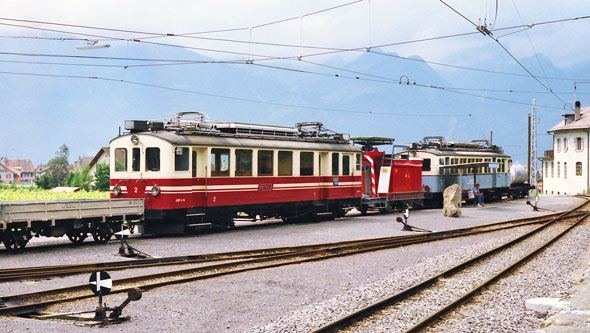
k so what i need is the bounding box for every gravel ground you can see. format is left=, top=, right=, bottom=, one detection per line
left=0, top=196, right=586, bottom=332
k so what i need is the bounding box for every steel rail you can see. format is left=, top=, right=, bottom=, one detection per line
left=405, top=211, right=590, bottom=332
left=0, top=213, right=569, bottom=316
left=311, top=200, right=589, bottom=332
left=0, top=212, right=574, bottom=281
left=1, top=208, right=583, bottom=316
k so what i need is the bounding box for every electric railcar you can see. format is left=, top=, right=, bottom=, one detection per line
left=398, top=136, right=512, bottom=205
left=110, top=113, right=364, bottom=234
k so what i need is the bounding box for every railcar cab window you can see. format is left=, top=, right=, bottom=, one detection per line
left=278, top=151, right=293, bottom=176
left=332, top=153, right=340, bottom=176
left=132, top=148, right=140, bottom=172
left=174, top=147, right=189, bottom=171
left=343, top=155, right=350, bottom=176
left=235, top=149, right=253, bottom=176
left=300, top=152, right=314, bottom=176
left=258, top=150, right=274, bottom=176
left=355, top=153, right=361, bottom=171
left=145, top=147, right=160, bottom=171
left=422, top=158, right=431, bottom=171
left=211, top=148, right=230, bottom=177
left=115, top=148, right=127, bottom=172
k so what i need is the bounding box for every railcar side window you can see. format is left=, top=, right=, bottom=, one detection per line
left=146, top=147, right=160, bottom=171
left=343, top=155, right=350, bottom=176
left=278, top=151, right=293, bottom=176
left=115, top=148, right=127, bottom=172
left=132, top=148, right=140, bottom=171
left=235, top=149, right=253, bottom=176
left=258, top=150, right=274, bottom=176
left=332, top=153, right=340, bottom=176
left=300, top=152, right=314, bottom=176
left=422, top=158, right=431, bottom=171
left=355, top=153, right=361, bottom=171
left=175, top=147, right=189, bottom=171
left=211, top=148, right=230, bottom=177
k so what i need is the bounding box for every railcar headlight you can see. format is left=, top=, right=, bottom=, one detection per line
left=113, top=185, right=121, bottom=197
left=131, top=135, right=139, bottom=145
left=151, top=184, right=160, bottom=197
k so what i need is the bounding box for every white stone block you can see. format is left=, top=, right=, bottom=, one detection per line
left=526, top=298, right=569, bottom=315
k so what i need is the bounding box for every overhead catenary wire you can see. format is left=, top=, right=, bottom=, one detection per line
left=439, top=0, right=572, bottom=109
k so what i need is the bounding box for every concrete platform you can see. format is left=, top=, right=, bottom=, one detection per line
left=539, top=251, right=590, bottom=332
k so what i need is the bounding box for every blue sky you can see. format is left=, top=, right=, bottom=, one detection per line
left=0, top=1, right=589, bottom=165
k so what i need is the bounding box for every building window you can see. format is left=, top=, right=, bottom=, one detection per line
left=145, top=147, right=160, bottom=171
left=557, top=162, right=560, bottom=178
left=332, top=153, right=340, bottom=176
left=551, top=162, right=554, bottom=177
left=576, top=162, right=583, bottom=176
left=576, top=137, right=584, bottom=151
left=564, top=138, right=568, bottom=152
left=556, top=138, right=561, bottom=152
left=258, top=150, right=274, bottom=176
left=174, top=147, right=189, bottom=171
left=564, top=162, right=567, bottom=179
left=300, top=152, right=314, bottom=176
left=278, top=151, right=293, bottom=176
left=211, top=148, right=230, bottom=177
left=235, top=149, right=252, bottom=176
left=115, top=148, right=127, bottom=172
left=545, top=162, right=548, bottom=178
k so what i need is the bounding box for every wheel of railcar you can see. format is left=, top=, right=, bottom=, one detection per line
left=360, top=206, right=368, bottom=215
left=67, top=231, right=87, bottom=244
left=92, top=228, right=113, bottom=244
left=2, top=233, right=17, bottom=251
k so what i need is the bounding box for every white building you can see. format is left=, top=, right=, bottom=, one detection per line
left=88, top=147, right=110, bottom=175
left=541, top=102, right=590, bottom=195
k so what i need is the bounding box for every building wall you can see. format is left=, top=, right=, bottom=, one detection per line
left=89, top=152, right=109, bottom=175
left=543, top=131, right=589, bottom=195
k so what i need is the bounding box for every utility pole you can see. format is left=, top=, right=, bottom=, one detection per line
left=530, top=99, right=538, bottom=186
left=527, top=114, right=531, bottom=182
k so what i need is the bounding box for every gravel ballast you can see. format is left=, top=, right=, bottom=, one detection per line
left=0, top=196, right=587, bottom=332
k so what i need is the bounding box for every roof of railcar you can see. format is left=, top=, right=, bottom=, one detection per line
left=111, top=131, right=361, bottom=152
left=404, top=148, right=509, bottom=158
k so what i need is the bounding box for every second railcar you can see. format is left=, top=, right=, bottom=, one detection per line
left=398, top=136, right=512, bottom=205
left=110, top=113, right=363, bottom=234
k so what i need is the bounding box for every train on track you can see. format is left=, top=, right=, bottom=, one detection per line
left=397, top=136, right=531, bottom=206
left=0, top=113, right=532, bottom=250
left=0, top=113, right=423, bottom=250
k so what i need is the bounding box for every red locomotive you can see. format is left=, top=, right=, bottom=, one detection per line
left=109, top=113, right=423, bottom=235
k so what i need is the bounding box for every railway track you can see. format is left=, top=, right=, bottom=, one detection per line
left=0, top=211, right=578, bottom=282
left=311, top=200, right=590, bottom=332
left=0, top=211, right=582, bottom=318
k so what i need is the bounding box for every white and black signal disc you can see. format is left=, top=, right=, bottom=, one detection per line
left=89, top=270, right=112, bottom=296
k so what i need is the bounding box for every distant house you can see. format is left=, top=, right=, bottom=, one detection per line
left=88, top=147, right=110, bottom=175
left=0, top=158, right=36, bottom=184
left=541, top=102, right=590, bottom=195
left=73, top=156, right=94, bottom=173
left=35, top=164, right=50, bottom=179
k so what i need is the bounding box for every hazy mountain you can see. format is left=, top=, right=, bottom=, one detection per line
left=0, top=35, right=585, bottom=166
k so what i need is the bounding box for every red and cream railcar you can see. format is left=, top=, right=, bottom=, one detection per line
left=110, top=113, right=363, bottom=234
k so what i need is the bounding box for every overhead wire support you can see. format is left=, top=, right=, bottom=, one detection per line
left=439, top=0, right=573, bottom=110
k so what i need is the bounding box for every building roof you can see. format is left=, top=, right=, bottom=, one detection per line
left=0, top=158, right=35, bottom=174
left=548, top=106, right=590, bottom=132
left=89, top=147, right=110, bottom=169
left=0, top=161, right=20, bottom=176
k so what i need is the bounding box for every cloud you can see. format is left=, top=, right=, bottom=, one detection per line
left=0, top=0, right=589, bottom=69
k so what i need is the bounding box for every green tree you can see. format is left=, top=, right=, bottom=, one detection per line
left=93, top=163, right=110, bottom=191
left=67, top=165, right=92, bottom=191
left=46, top=144, right=70, bottom=188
